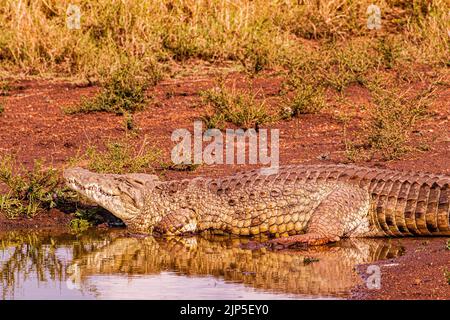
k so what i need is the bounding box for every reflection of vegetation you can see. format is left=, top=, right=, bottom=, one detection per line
left=0, top=231, right=406, bottom=299
left=0, top=232, right=64, bottom=299
left=0, top=230, right=117, bottom=299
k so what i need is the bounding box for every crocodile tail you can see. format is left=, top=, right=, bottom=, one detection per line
left=325, top=166, right=450, bottom=237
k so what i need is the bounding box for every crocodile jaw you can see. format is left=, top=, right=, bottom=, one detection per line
left=64, top=168, right=156, bottom=222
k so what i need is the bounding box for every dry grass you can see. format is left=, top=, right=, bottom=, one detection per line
left=200, top=77, right=272, bottom=129
left=0, top=0, right=447, bottom=80
left=0, top=0, right=448, bottom=168
left=344, top=83, right=438, bottom=161
left=64, top=58, right=152, bottom=115
left=280, top=81, right=327, bottom=118
left=70, top=138, right=162, bottom=174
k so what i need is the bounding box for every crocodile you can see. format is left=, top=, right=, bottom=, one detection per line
left=64, top=165, right=450, bottom=247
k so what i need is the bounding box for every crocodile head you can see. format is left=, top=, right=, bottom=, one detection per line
left=64, top=168, right=159, bottom=223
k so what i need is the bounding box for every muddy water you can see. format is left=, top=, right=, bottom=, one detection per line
left=0, top=230, right=405, bottom=300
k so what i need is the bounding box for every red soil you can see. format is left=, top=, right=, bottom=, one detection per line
left=351, top=238, right=450, bottom=300
left=0, top=66, right=449, bottom=299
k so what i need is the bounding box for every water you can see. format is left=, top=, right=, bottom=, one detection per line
left=0, top=229, right=405, bottom=300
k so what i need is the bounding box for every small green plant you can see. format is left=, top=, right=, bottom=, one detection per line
left=124, top=113, right=137, bottom=132
left=365, top=95, right=412, bottom=160
left=281, top=83, right=327, bottom=118
left=71, top=139, right=162, bottom=174
left=446, top=239, right=450, bottom=250
left=0, top=103, right=4, bottom=115
left=344, top=141, right=365, bottom=163
left=282, top=48, right=327, bottom=89
left=324, top=41, right=377, bottom=92
left=200, top=79, right=271, bottom=129
left=361, top=85, right=436, bottom=160
left=68, top=207, right=110, bottom=233
left=67, top=206, right=116, bottom=232
left=377, top=36, right=402, bottom=69
left=69, top=213, right=92, bottom=233
left=201, top=112, right=227, bottom=130
left=445, top=269, right=450, bottom=285
left=0, top=80, right=10, bottom=96
left=65, top=60, right=150, bottom=116
left=333, top=109, right=365, bottom=162
left=0, top=156, right=62, bottom=218
left=238, top=26, right=285, bottom=74
left=283, top=39, right=395, bottom=93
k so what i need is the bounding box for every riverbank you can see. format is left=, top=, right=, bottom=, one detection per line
left=0, top=72, right=449, bottom=300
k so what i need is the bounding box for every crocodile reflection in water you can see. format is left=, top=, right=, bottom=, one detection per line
left=69, top=235, right=404, bottom=297
left=0, top=231, right=404, bottom=298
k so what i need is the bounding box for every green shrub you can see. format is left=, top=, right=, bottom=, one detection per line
left=65, top=60, right=151, bottom=115
left=71, top=140, right=162, bottom=174
left=0, top=81, right=10, bottom=96
left=445, top=269, right=450, bottom=285
left=363, top=85, right=436, bottom=160
left=69, top=216, right=92, bottom=233
left=281, top=83, right=327, bottom=118
left=377, top=36, right=402, bottom=69
left=200, top=79, right=272, bottom=129
left=0, top=156, right=62, bottom=218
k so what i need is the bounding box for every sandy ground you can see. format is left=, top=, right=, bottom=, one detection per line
left=351, top=237, right=449, bottom=300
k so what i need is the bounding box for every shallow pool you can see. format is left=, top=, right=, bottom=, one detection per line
left=0, top=229, right=404, bottom=300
